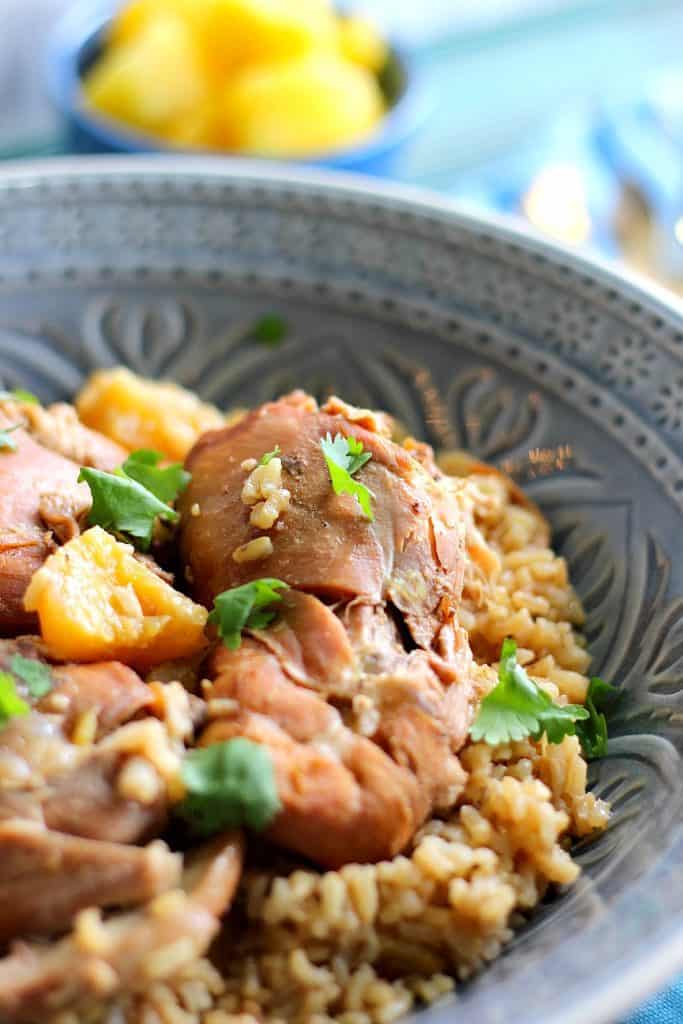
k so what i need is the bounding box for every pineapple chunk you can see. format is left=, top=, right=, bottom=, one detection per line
left=109, top=0, right=336, bottom=81
left=223, top=54, right=385, bottom=157
left=85, top=0, right=390, bottom=156
left=24, top=527, right=207, bottom=670
left=109, top=0, right=202, bottom=46
left=164, top=102, right=226, bottom=150
left=76, top=367, right=225, bottom=462
left=201, top=0, right=337, bottom=76
left=83, top=15, right=209, bottom=135
left=338, top=15, right=388, bottom=73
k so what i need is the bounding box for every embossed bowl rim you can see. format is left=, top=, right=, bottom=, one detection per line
left=1, top=154, right=682, bottom=1023
left=3, top=154, right=683, bottom=325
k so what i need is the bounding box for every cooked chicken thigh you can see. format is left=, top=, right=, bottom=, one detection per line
left=180, top=393, right=480, bottom=867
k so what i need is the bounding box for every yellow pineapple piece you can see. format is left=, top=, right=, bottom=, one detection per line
left=337, top=14, right=388, bottom=73
left=109, top=0, right=337, bottom=82
left=75, top=367, right=225, bottom=462
left=109, top=0, right=160, bottom=45
left=83, top=15, right=209, bottom=135
left=109, top=0, right=202, bottom=46
left=88, top=0, right=389, bottom=155
left=24, top=527, right=208, bottom=670
left=222, top=54, right=385, bottom=157
left=200, top=0, right=337, bottom=76
left=163, top=102, right=225, bottom=149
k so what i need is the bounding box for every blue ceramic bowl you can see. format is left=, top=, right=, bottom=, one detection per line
left=46, top=0, right=431, bottom=176
left=1, top=155, right=683, bottom=1024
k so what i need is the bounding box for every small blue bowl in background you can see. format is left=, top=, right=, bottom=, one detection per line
left=46, top=0, right=433, bottom=177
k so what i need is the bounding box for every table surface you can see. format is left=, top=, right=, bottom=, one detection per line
left=1, top=2, right=682, bottom=1021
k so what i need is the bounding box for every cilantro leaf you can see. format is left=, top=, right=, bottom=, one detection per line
left=79, top=467, right=179, bottom=551
left=0, top=671, right=30, bottom=726
left=0, top=388, right=39, bottom=405
left=121, top=449, right=191, bottom=505
left=320, top=432, right=374, bottom=521
left=259, top=445, right=281, bottom=466
left=345, top=435, right=372, bottom=475
left=470, top=638, right=589, bottom=747
left=176, top=738, right=281, bottom=835
left=575, top=677, right=620, bottom=760
left=208, top=579, right=289, bottom=650
left=250, top=314, right=287, bottom=347
left=0, top=423, right=20, bottom=452
left=10, top=654, right=52, bottom=698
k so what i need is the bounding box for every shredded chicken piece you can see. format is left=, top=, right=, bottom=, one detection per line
left=0, top=820, right=181, bottom=944
left=0, top=833, right=244, bottom=1022
left=0, top=646, right=181, bottom=934
left=321, top=395, right=394, bottom=437
left=37, top=488, right=91, bottom=544
left=0, top=424, right=86, bottom=634
left=19, top=401, right=127, bottom=471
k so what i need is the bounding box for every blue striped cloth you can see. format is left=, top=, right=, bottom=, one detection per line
left=626, top=981, right=683, bottom=1024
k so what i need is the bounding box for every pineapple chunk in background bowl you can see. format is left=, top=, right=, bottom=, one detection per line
left=46, top=0, right=431, bottom=174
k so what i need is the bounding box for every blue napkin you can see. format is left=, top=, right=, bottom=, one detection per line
left=595, top=71, right=683, bottom=278
left=625, top=980, right=683, bottom=1024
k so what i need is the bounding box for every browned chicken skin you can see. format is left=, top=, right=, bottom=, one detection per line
left=180, top=393, right=478, bottom=868
left=0, top=642, right=178, bottom=946
left=1, top=637, right=154, bottom=737
left=0, top=401, right=127, bottom=636
left=0, top=426, right=86, bottom=635
left=179, top=392, right=464, bottom=650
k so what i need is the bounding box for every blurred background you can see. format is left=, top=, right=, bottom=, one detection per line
left=4, top=0, right=683, bottom=295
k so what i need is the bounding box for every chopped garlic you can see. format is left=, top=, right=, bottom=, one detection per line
left=352, top=694, right=381, bottom=737
left=82, top=959, right=119, bottom=996
left=250, top=490, right=291, bottom=530
left=42, top=691, right=69, bottom=713
left=72, top=708, right=98, bottom=746
left=74, top=908, right=111, bottom=956
left=142, top=937, right=198, bottom=980
left=98, top=719, right=183, bottom=799
left=232, top=536, right=274, bottom=563
left=241, top=458, right=279, bottom=503
left=237, top=455, right=290, bottom=561
left=149, top=680, right=194, bottom=742
left=117, top=756, right=163, bottom=804
left=241, top=458, right=290, bottom=527
left=206, top=697, right=240, bottom=719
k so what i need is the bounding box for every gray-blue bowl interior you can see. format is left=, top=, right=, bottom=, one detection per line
left=0, top=157, right=681, bottom=1024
